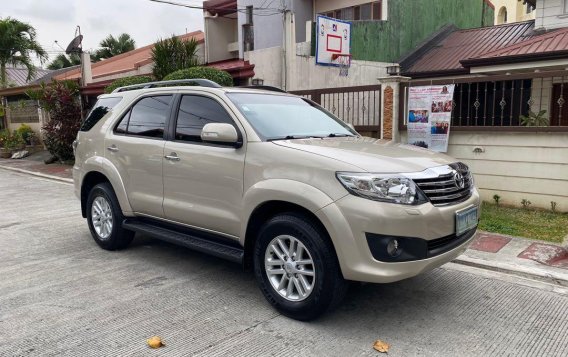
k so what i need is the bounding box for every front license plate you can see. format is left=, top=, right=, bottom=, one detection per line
left=456, top=206, right=478, bottom=235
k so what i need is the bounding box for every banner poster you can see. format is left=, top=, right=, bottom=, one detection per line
left=407, top=84, right=455, bottom=152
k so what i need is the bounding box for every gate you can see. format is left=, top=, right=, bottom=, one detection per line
left=290, top=85, right=382, bottom=138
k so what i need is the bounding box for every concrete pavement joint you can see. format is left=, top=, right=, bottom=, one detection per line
left=0, top=164, right=73, bottom=184
left=453, top=255, right=568, bottom=287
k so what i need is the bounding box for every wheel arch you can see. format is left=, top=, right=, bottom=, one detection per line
left=80, top=158, right=132, bottom=218
left=243, top=200, right=336, bottom=272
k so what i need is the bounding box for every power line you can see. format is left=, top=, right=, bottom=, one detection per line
left=148, top=0, right=284, bottom=15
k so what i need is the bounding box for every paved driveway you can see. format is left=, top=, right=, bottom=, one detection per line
left=1, top=169, right=568, bottom=356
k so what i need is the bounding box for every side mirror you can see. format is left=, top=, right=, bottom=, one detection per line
left=201, top=123, right=241, bottom=147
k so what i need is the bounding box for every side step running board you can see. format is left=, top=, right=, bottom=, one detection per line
left=123, top=219, right=244, bottom=264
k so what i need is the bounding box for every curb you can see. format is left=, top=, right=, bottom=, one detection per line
left=454, top=255, right=568, bottom=287
left=0, top=164, right=73, bottom=184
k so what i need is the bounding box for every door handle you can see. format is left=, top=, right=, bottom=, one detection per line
left=107, top=145, right=119, bottom=152
left=165, top=152, right=180, bottom=161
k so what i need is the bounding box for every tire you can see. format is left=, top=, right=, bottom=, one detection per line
left=86, top=182, right=134, bottom=250
left=253, top=213, right=348, bottom=321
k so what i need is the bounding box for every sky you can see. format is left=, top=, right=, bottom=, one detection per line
left=0, top=0, right=205, bottom=65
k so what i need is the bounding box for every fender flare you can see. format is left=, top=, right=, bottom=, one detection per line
left=240, top=179, right=334, bottom=245
left=81, top=156, right=133, bottom=215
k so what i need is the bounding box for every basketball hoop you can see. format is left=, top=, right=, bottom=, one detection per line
left=332, top=54, right=352, bottom=77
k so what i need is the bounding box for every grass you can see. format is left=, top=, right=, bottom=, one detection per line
left=479, top=202, right=568, bottom=243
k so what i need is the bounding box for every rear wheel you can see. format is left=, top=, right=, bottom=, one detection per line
left=86, top=183, right=134, bottom=250
left=253, top=213, right=348, bottom=321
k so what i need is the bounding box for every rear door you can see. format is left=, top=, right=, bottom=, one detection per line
left=105, top=94, right=173, bottom=218
left=162, top=94, right=246, bottom=237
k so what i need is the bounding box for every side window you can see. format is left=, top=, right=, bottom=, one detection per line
left=114, top=95, right=172, bottom=138
left=81, top=97, right=122, bottom=131
left=175, top=95, right=236, bottom=143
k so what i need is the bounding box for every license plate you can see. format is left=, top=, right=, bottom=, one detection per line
left=456, top=206, right=478, bottom=235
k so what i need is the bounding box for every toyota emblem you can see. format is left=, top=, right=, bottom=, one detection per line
left=454, top=171, right=465, bottom=189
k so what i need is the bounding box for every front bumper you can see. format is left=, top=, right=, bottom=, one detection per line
left=315, top=188, right=480, bottom=284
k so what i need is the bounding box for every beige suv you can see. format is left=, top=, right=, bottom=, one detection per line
left=74, top=79, right=480, bottom=320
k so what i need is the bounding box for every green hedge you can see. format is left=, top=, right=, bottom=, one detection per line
left=163, top=67, right=233, bottom=87
left=104, top=76, right=153, bottom=93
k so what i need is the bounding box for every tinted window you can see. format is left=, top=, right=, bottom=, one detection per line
left=114, top=95, right=172, bottom=138
left=81, top=97, right=122, bottom=131
left=175, top=95, right=235, bottom=142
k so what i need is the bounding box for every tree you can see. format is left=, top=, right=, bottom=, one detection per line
left=47, top=53, right=81, bottom=70
left=152, top=35, right=200, bottom=80
left=91, top=33, right=136, bottom=62
left=0, top=17, right=47, bottom=88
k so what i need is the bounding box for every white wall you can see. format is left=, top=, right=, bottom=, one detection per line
left=246, top=44, right=392, bottom=90
left=491, top=0, right=535, bottom=24
left=402, top=130, right=568, bottom=212
left=204, top=16, right=238, bottom=63
left=536, top=0, right=568, bottom=29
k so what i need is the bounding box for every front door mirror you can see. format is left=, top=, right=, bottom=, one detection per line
left=201, top=123, right=241, bottom=147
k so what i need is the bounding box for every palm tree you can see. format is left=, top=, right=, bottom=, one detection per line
left=47, top=53, right=81, bottom=70
left=0, top=17, right=47, bottom=88
left=152, top=35, right=200, bottom=80
left=91, top=33, right=136, bottom=62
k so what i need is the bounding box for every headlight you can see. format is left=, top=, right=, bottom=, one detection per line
left=336, top=172, right=427, bottom=205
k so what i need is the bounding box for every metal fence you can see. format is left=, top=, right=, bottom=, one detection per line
left=400, top=71, right=568, bottom=130
left=290, top=85, right=382, bottom=136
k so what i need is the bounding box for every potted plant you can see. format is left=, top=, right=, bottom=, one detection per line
left=0, top=130, right=10, bottom=158
left=1, top=130, right=25, bottom=157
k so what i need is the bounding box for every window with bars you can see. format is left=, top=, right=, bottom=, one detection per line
left=450, top=80, right=532, bottom=127
left=447, top=78, right=568, bottom=127
left=320, top=1, right=382, bottom=21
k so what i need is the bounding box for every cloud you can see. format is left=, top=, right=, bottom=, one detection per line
left=1, top=0, right=204, bottom=63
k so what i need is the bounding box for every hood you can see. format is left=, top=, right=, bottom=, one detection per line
left=272, top=137, right=456, bottom=173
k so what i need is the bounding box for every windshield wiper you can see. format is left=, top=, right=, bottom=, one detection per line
left=267, top=135, right=324, bottom=141
left=327, top=133, right=355, bottom=137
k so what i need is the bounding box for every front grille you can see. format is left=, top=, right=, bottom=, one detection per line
left=413, top=162, right=473, bottom=206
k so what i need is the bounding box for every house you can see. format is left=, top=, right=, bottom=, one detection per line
left=395, top=0, right=568, bottom=211
left=0, top=66, right=55, bottom=131
left=492, top=0, right=536, bottom=24
left=53, top=31, right=206, bottom=97
left=202, top=0, right=496, bottom=138
left=0, top=31, right=209, bottom=134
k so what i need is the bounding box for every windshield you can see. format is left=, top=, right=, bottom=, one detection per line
left=226, top=93, right=357, bottom=140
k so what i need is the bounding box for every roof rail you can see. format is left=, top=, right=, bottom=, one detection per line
left=241, top=85, right=287, bottom=93
left=112, top=78, right=222, bottom=93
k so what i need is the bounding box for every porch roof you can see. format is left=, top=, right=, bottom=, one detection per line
left=461, top=26, right=568, bottom=67
left=207, top=59, right=255, bottom=79
left=400, top=21, right=535, bottom=78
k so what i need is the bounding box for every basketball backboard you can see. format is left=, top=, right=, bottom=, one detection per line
left=316, top=15, right=351, bottom=67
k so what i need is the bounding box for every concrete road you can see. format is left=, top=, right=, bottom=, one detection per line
left=1, top=169, right=567, bottom=357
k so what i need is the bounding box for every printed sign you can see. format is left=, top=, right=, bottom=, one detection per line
left=407, top=85, right=455, bottom=152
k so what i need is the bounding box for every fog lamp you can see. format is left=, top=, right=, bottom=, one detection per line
left=386, top=239, right=402, bottom=257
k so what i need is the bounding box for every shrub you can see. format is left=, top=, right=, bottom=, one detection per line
left=104, top=76, right=153, bottom=93
left=493, top=194, right=501, bottom=205
left=16, top=123, right=34, bottom=145
left=521, top=199, right=532, bottom=209
left=163, top=66, right=233, bottom=87
left=27, top=81, right=81, bottom=161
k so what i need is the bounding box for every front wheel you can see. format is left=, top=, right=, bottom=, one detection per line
left=86, top=183, right=134, bottom=250
left=253, top=213, right=348, bottom=321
